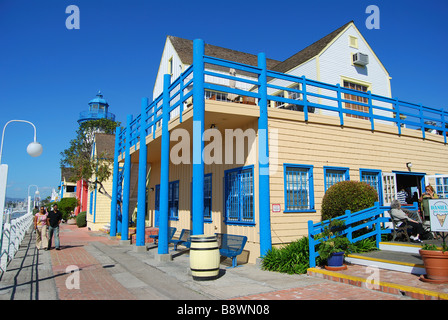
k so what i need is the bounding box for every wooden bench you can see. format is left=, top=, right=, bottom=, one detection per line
left=216, top=233, right=247, bottom=268
left=170, top=229, right=191, bottom=251
left=149, top=227, right=176, bottom=245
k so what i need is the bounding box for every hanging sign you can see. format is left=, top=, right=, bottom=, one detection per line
left=428, top=199, right=448, bottom=232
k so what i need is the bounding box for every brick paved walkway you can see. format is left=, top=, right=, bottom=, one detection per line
left=49, top=225, right=137, bottom=300
left=49, top=224, right=416, bottom=301
left=235, top=281, right=403, bottom=300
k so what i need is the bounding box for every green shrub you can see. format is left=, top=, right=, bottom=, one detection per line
left=261, top=237, right=310, bottom=274
left=76, top=211, right=87, bottom=228
left=321, top=181, right=378, bottom=221
left=351, top=238, right=378, bottom=253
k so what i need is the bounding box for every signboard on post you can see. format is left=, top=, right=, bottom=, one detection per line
left=428, top=199, right=448, bottom=232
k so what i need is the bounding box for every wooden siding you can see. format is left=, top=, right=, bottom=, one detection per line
left=268, top=108, right=447, bottom=245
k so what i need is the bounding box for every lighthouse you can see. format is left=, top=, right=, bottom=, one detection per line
left=78, top=91, right=115, bottom=124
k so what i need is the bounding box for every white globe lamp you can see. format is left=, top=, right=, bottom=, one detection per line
left=27, top=141, right=43, bottom=157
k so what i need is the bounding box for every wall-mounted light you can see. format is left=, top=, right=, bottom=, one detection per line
left=210, top=124, right=216, bottom=129
left=149, top=187, right=154, bottom=192
left=406, top=162, right=413, bottom=171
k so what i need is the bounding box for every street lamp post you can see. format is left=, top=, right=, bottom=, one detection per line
left=0, top=120, right=43, bottom=220
left=27, top=185, right=39, bottom=213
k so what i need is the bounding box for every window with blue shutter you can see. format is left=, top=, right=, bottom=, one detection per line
left=284, top=164, right=315, bottom=212
left=224, top=166, right=254, bottom=225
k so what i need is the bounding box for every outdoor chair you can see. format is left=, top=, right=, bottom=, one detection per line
left=390, top=218, right=411, bottom=242
left=215, top=233, right=247, bottom=268
left=170, top=229, right=191, bottom=251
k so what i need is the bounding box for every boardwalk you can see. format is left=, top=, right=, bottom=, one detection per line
left=1, top=222, right=445, bottom=302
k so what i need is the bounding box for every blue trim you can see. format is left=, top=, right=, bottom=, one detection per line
left=156, top=181, right=180, bottom=221
left=323, top=166, right=350, bottom=191
left=136, top=97, right=149, bottom=247
left=154, top=184, right=160, bottom=227
left=190, top=174, right=213, bottom=223
left=223, top=165, right=255, bottom=226
left=89, top=191, right=94, bottom=215
left=93, top=187, right=98, bottom=223
left=204, top=173, right=212, bottom=222
left=257, top=52, right=271, bottom=257
left=121, top=115, right=133, bottom=241
left=283, top=163, right=315, bottom=213
left=192, top=39, right=205, bottom=236
left=158, top=74, right=171, bottom=254
left=359, top=168, right=383, bottom=204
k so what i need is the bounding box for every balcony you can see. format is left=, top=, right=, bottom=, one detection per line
left=117, top=41, right=448, bottom=157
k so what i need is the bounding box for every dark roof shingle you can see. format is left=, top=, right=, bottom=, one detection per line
left=271, top=21, right=353, bottom=73
left=168, top=36, right=281, bottom=70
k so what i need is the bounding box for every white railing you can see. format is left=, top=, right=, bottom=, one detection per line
left=0, top=210, right=34, bottom=276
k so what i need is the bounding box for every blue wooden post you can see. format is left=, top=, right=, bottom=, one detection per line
left=109, top=126, right=121, bottom=237
left=192, top=39, right=205, bottom=236
left=136, top=98, right=149, bottom=247
left=308, top=220, right=316, bottom=268
left=336, top=84, right=344, bottom=126
left=419, top=104, right=426, bottom=139
left=345, top=209, right=352, bottom=242
left=121, top=114, right=133, bottom=241
left=368, top=90, right=374, bottom=131
left=374, top=202, right=382, bottom=248
left=158, top=74, right=171, bottom=254
left=301, top=76, right=308, bottom=122
left=395, top=98, right=402, bottom=136
left=258, top=52, right=272, bottom=257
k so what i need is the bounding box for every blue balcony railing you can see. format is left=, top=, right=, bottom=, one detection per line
left=117, top=39, right=448, bottom=157
left=78, top=111, right=116, bottom=123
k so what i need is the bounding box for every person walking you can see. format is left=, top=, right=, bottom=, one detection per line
left=47, top=204, right=62, bottom=250
left=34, top=206, right=48, bottom=250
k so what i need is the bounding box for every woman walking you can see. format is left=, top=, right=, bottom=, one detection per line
left=34, top=206, right=48, bottom=250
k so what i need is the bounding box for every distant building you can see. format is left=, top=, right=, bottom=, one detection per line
left=86, top=133, right=115, bottom=231
left=59, top=167, right=77, bottom=200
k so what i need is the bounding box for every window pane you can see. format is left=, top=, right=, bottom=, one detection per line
left=285, top=167, right=310, bottom=210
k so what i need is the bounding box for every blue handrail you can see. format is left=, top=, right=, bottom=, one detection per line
left=307, top=202, right=418, bottom=268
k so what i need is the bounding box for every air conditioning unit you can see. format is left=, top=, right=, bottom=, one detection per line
left=353, top=52, right=369, bottom=66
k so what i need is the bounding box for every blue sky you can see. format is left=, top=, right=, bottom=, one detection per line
left=0, top=0, right=447, bottom=199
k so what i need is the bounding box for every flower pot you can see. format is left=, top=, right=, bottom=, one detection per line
left=419, top=249, right=448, bottom=283
left=327, top=251, right=345, bottom=267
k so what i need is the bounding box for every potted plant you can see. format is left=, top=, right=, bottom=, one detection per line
left=419, top=241, right=448, bottom=284
left=317, top=220, right=353, bottom=270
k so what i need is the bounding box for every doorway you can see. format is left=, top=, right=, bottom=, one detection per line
left=394, top=171, right=425, bottom=205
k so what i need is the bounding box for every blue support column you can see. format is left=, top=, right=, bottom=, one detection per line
left=158, top=74, right=171, bottom=255
left=192, top=39, right=205, bottom=236
left=136, top=97, right=149, bottom=248
left=121, top=114, right=133, bottom=242
left=258, top=52, right=272, bottom=257
left=109, top=126, right=121, bottom=237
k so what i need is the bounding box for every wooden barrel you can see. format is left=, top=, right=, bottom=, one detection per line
left=189, top=234, right=220, bottom=281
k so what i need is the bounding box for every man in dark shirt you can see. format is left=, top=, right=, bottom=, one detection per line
left=47, top=204, right=62, bottom=250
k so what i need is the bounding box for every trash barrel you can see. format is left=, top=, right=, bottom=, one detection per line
left=189, top=234, right=220, bottom=281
